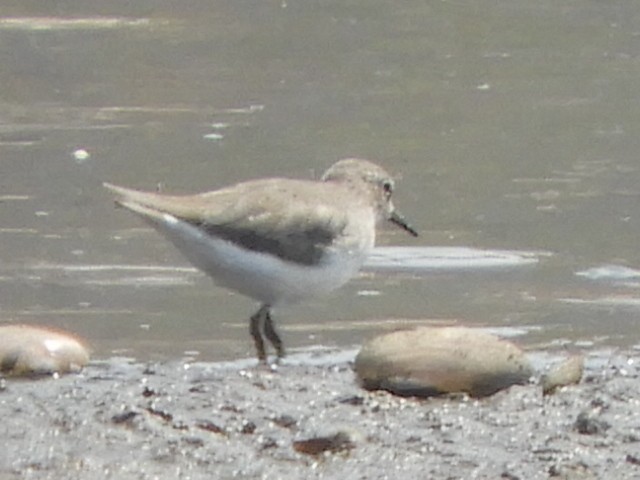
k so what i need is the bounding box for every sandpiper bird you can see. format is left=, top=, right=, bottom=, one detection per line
left=104, top=158, right=418, bottom=363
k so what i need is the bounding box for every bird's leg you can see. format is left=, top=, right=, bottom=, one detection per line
left=250, top=305, right=268, bottom=363
left=263, top=308, right=285, bottom=361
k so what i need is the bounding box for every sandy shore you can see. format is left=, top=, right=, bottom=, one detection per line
left=1, top=348, right=639, bottom=479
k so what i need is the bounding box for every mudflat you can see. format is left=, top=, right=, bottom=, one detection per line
left=1, top=348, right=639, bottom=479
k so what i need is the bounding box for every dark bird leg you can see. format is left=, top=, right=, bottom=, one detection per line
left=263, top=308, right=285, bottom=361
left=250, top=305, right=268, bottom=363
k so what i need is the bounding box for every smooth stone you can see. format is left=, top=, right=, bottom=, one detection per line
left=355, top=326, right=533, bottom=398
left=541, top=354, right=584, bottom=395
left=0, top=324, right=89, bottom=377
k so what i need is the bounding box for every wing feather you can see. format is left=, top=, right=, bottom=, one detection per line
left=104, top=179, right=350, bottom=265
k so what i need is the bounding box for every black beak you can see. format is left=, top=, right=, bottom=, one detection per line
left=389, top=210, right=419, bottom=237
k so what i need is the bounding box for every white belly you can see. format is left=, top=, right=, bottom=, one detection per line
left=150, top=213, right=371, bottom=306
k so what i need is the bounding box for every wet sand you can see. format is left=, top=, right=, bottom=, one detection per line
left=1, top=348, right=639, bottom=479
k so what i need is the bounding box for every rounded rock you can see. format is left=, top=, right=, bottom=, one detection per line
left=0, top=324, right=90, bottom=377
left=355, top=326, right=533, bottom=397
left=541, top=354, right=584, bottom=395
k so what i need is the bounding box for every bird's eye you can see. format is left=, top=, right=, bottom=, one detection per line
left=382, top=181, right=393, bottom=197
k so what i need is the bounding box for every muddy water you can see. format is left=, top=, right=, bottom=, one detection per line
left=1, top=1, right=640, bottom=361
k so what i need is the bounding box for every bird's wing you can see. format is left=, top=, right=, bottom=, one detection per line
left=104, top=179, right=351, bottom=265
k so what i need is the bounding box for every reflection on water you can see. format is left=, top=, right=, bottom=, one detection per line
left=364, top=246, right=544, bottom=272
left=0, top=17, right=162, bottom=30
left=1, top=2, right=640, bottom=361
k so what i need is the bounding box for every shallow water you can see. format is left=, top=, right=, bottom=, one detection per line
left=1, top=1, right=640, bottom=361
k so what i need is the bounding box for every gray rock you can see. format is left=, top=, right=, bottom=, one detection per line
left=574, top=407, right=610, bottom=435
left=0, top=324, right=89, bottom=377
left=355, top=326, right=533, bottom=397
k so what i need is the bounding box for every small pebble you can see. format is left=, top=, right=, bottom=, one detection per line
left=293, top=430, right=356, bottom=456
left=73, top=149, right=90, bottom=162
left=541, top=354, right=584, bottom=395
left=574, top=408, right=610, bottom=435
